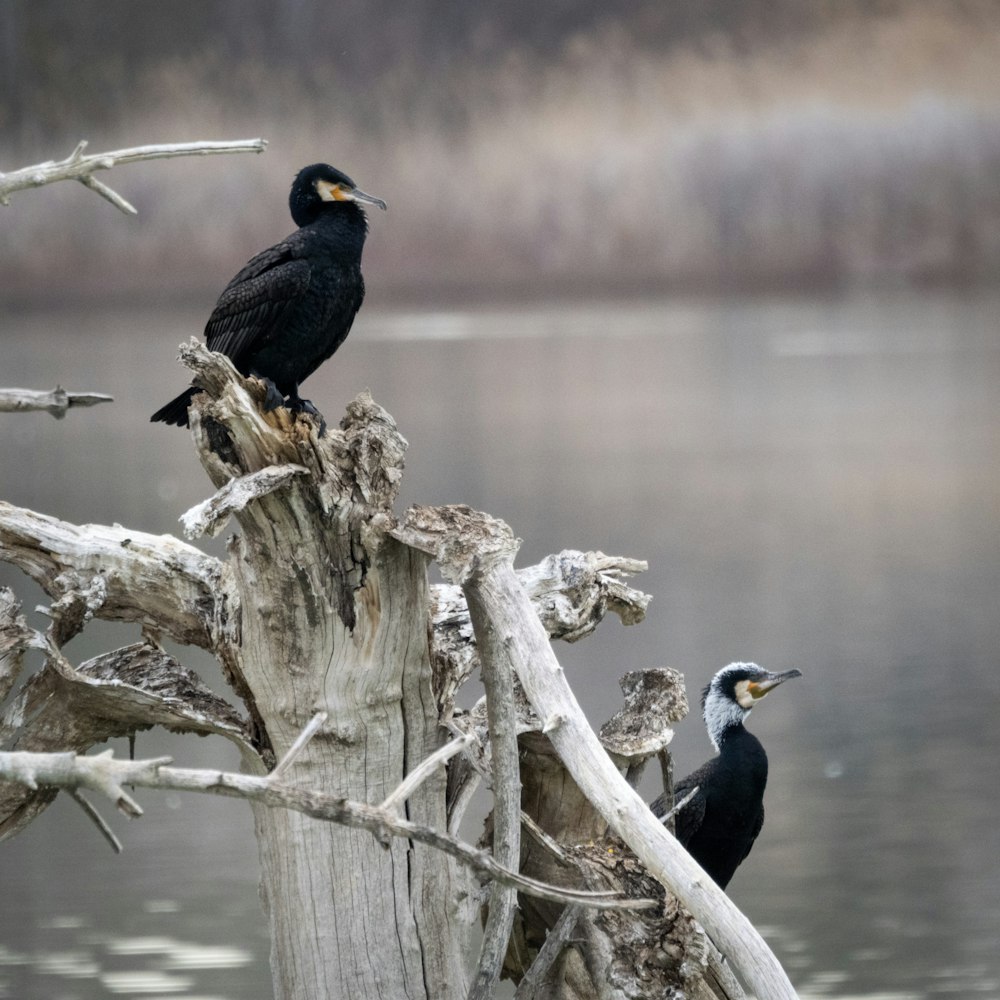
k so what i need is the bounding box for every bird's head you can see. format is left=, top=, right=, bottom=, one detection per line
left=701, top=662, right=802, bottom=750
left=289, top=163, right=387, bottom=227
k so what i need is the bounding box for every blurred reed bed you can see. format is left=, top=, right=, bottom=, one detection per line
left=3, top=6, right=999, bottom=299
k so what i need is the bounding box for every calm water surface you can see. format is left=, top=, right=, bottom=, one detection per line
left=1, top=291, right=998, bottom=999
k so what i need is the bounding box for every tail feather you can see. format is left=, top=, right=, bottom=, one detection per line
left=150, top=387, right=198, bottom=427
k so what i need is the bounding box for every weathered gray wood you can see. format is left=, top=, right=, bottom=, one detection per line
left=466, top=580, right=521, bottom=1000
left=392, top=504, right=800, bottom=1000
left=0, top=589, right=31, bottom=705
left=0, top=749, right=654, bottom=913
left=0, top=386, right=113, bottom=418
left=177, top=344, right=467, bottom=1000
left=430, top=550, right=650, bottom=718
left=179, top=463, right=309, bottom=538
left=0, top=501, right=230, bottom=650
left=0, top=634, right=252, bottom=841
left=0, top=335, right=794, bottom=999
left=0, top=138, right=267, bottom=211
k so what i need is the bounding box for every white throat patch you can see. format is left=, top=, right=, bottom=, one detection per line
left=703, top=683, right=751, bottom=752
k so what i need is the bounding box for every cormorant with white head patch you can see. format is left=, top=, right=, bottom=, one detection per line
left=652, top=662, right=802, bottom=889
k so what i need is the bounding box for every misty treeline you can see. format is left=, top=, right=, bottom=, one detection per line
left=3, top=1, right=999, bottom=297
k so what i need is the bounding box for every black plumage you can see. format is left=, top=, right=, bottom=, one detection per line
left=652, top=662, right=801, bottom=889
left=151, top=163, right=386, bottom=433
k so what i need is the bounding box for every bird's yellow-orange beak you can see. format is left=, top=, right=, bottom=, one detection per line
left=746, top=668, right=803, bottom=701
left=317, top=178, right=387, bottom=211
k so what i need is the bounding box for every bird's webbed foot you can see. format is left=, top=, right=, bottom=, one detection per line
left=286, top=391, right=327, bottom=436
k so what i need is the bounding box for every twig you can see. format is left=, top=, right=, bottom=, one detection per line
left=269, top=711, right=327, bottom=782
left=658, top=747, right=674, bottom=830
left=659, top=785, right=699, bottom=825
left=0, top=138, right=268, bottom=213
left=446, top=717, right=569, bottom=865
left=0, top=749, right=658, bottom=913
left=68, top=789, right=123, bottom=854
left=0, top=386, right=113, bottom=419
left=514, top=904, right=583, bottom=1000
left=707, top=941, right=750, bottom=1000
left=380, top=732, right=474, bottom=812
left=520, top=812, right=568, bottom=862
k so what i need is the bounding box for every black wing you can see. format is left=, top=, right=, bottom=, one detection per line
left=204, top=240, right=311, bottom=366
left=739, top=805, right=764, bottom=866
left=652, top=754, right=724, bottom=845
left=650, top=770, right=708, bottom=846
left=671, top=772, right=708, bottom=847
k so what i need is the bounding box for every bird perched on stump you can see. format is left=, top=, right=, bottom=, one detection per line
left=151, top=163, right=386, bottom=435
left=652, top=662, right=802, bottom=889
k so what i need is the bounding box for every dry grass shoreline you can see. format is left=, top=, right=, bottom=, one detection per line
left=3, top=7, right=999, bottom=299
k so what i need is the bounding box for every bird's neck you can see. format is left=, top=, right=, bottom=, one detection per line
left=716, top=725, right=769, bottom=788
left=703, top=688, right=752, bottom=751
left=310, top=204, right=368, bottom=252
left=715, top=721, right=761, bottom=752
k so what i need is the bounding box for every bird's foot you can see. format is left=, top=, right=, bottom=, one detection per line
left=256, top=376, right=286, bottom=413
left=286, top=394, right=327, bottom=436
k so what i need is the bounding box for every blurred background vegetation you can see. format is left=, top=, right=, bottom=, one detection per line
left=2, top=0, right=1000, bottom=300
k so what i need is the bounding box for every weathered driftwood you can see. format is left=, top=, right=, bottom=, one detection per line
left=0, top=386, right=113, bottom=417
left=0, top=748, right=648, bottom=914
left=393, top=506, right=799, bottom=1000
left=0, top=138, right=267, bottom=212
left=0, top=341, right=798, bottom=999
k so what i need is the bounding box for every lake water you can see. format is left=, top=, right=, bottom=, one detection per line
left=1, top=291, right=998, bottom=999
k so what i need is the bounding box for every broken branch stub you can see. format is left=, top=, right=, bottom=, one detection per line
left=0, top=386, right=114, bottom=418
left=0, top=501, right=229, bottom=651
left=599, top=668, right=689, bottom=761
left=428, top=548, right=652, bottom=716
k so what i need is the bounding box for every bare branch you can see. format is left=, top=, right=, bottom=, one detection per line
left=659, top=785, right=700, bottom=824
left=380, top=732, right=474, bottom=813
left=0, top=501, right=230, bottom=650
left=77, top=172, right=138, bottom=213
left=0, top=749, right=161, bottom=817
left=467, top=580, right=522, bottom=1000
left=67, top=789, right=124, bottom=854
left=0, top=386, right=114, bottom=419
left=0, top=632, right=254, bottom=840
left=514, top=902, right=583, bottom=1000
left=270, top=712, right=328, bottom=782
left=706, top=941, right=750, bottom=1000
left=0, top=138, right=268, bottom=212
left=425, top=546, right=652, bottom=716
left=180, top=464, right=310, bottom=540
left=0, top=750, right=658, bottom=913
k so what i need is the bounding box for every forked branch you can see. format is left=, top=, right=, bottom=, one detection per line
left=0, top=138, right=267, bottom=212
left=0, top=749, right=657, bottom=913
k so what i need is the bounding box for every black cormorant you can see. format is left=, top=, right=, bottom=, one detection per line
left=652, top=662, right=802, bottom=889
left=151, top=163, right=386, bottom=433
